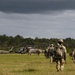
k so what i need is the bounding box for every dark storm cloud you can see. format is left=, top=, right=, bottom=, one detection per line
left=1, top=10, right=75, bottom=39
left=0, top=0, right=75, bottom=13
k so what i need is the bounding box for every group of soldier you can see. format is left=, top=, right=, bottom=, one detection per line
left=45, top=39, right=67, bottom=72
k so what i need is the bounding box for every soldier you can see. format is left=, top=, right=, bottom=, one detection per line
left=72, top=49, right=75, bottom=63
left=47, top=44, right=55, bottom=63
left=55, top=39, right=67, bottom=72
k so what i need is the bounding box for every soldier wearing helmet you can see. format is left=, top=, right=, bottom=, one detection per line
left=58, top=39, right=67, bottom=59
left=47, top=44, right=55, bottom=63
left=72, top=49, right=75, bottom=63
left=55, top=39, right=67, bottom=72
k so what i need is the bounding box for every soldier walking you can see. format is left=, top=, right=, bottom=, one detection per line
left=47, top=44, right=55, bottom=63
left=55, top=39, right=67, bottom=72
left=72, top=49, right=75, bottom=63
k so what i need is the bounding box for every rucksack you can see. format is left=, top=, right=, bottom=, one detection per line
left=56, top=47, right=63, bottom=58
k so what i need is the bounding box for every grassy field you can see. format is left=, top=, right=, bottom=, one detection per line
left=0, top=53, right=75, bottom=75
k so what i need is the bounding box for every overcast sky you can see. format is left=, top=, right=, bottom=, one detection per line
left=0, top=0, right=75, bottom=39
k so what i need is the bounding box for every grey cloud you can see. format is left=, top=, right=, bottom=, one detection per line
left=0, top=0, right=75, bottom=13
left=0, top=10, right=75, bottom=38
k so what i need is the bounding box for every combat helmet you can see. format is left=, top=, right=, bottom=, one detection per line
left=58, top=39, right=64, bottom=44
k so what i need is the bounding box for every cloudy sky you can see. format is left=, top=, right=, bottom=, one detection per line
left=0, top=0, right=75, bottom=39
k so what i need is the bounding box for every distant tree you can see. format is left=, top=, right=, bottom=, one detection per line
left=0, top=34, right=75, bottom=53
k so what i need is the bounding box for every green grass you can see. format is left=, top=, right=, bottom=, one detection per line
left=0, top=54, right=75, bottom=75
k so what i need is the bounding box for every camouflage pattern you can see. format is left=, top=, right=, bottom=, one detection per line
left=72, top=49, right=75, bottom=63
left=55, top=39, right=67, bottom=72
left=47, top=44, right=55, bottom=63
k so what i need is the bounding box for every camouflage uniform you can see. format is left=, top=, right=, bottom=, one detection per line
left=47, top=44, right=55, bottom=63
left=72, top=49, right=75, bottom=63
left=56, top=39, right=67, bottom=72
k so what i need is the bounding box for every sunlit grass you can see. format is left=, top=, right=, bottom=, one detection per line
left=0, top=54, right=75, bottom=75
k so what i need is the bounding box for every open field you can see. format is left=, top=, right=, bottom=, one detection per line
left=0, top=54, right=75, bottom=75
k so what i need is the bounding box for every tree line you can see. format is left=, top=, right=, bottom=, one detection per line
left=0, top=34, right=75, bottom=53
